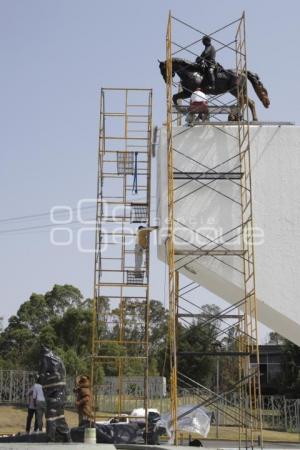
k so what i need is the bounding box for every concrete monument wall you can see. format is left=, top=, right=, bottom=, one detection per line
left=157, top=124, right=300, bottom=345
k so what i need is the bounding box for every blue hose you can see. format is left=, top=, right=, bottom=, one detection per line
left=132, top=152, right=138, bottom=194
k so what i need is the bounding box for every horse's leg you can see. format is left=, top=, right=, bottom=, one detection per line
left=247, top=97, right=258, bottom=122
left=230, top=88, right=258, bottom=122
left=238, top=92, right=258, bottom=121
left=172, top=89, right=191, bottom=105
left=228, top=90, right=239, bottom=121
left=239, top=82, right=258, bottom=121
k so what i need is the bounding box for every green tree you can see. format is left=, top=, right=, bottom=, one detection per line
left=277, top=339, right=300, bottom=396
left=218, top=327, right=239, bottom=392
left=16, top=293, right=50, bottom=334
left=107, top=298, right=169, bottom=376
left=0, top=315, right=36, bottom=368
left=45, top=284, right=83, bottom=316
left=56, top=348, right=89, bottom=376
left=267, top=331, right=284, bottom=345
left=0, top=285, right=91, bottom=375
left=53, top=307, right=92, bottom=354
left=178, top=304, right=222, bottom=387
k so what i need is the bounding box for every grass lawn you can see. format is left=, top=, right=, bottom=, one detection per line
left=0, top=405, right=78, bottom=435
left=204, top=425, right=300, bottom=443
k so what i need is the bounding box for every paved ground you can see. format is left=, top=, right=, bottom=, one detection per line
left=191, top=444, right=299, bottom=449
left=0, top=444, right=113, bottom=449
left=0, top=445, right=99, bottom=449
left=202, top=442, right=300, bottom=448
left=0, top=443, right=300, bottom=449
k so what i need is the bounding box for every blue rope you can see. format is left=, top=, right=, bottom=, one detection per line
left=132, top=152, right=138, bottom=194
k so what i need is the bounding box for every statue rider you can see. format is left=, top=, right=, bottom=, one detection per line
left=196, top=35, right=216, bottom=90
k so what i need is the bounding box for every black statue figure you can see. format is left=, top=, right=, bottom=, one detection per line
left=39, top=345, right=71, bottom=443
left=196, top=35, right=217, bottom=90
left=159, top=57, right=270, bottom=121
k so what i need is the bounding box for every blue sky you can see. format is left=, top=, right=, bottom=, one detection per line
left=0, top=0, right=299, bottom=340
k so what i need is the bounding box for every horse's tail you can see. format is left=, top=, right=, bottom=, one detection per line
left=247, top=71, right=270, bottom=108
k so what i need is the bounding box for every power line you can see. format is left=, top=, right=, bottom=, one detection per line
left=0, top=219, right=95, bottom=235
left=0, top=205, right=96, bottom=224
left=0, top=210, right=157, bottom=236
left=0, top=223, right=87, bottom=238
left=0, top=196, right=158, bottom=224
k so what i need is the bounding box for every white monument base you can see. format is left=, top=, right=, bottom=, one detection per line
left=157, top=124, right=300, bottom=345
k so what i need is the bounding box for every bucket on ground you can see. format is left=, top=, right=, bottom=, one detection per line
left=84, top=427, right=96, bottom=444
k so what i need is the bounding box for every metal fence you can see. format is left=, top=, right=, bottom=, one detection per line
left=178, top=387, right=300, bottom=432
left=261, top=395, right=300, bottom=432
left=0, top=371, right=166, bottom=411
left=0, top=370, right=36, bottom=404
left=0, top=370, right=299, bottom=432
left=0, top=370, right=75, bottom=407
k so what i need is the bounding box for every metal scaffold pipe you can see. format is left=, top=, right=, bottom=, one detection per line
left=164, top=11, right=263, bottom=448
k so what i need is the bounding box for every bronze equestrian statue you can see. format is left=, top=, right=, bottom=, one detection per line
left=159, top=58, right=270, bottom=121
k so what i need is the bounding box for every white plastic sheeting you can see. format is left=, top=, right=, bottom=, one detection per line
left=157, top=124, right=300, bottom=345
left=130, top=407, right=160, bottom=421
left=157, top=404, right=211, bottom=440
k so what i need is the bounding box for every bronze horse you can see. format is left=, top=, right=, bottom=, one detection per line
left=159, top=58, right=270, bottom=121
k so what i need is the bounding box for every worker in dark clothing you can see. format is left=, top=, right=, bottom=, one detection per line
left=196, top=35, right=216, bottom=90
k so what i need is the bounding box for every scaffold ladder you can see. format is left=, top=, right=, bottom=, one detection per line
left=91, top=88, right=153, bottom=426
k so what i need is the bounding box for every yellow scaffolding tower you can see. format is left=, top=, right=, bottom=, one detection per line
left=91, top=88, right=153, bottom=424
left=236, top=15, right=263, bottom=446
left=165, top=12, right=262, bottom=447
